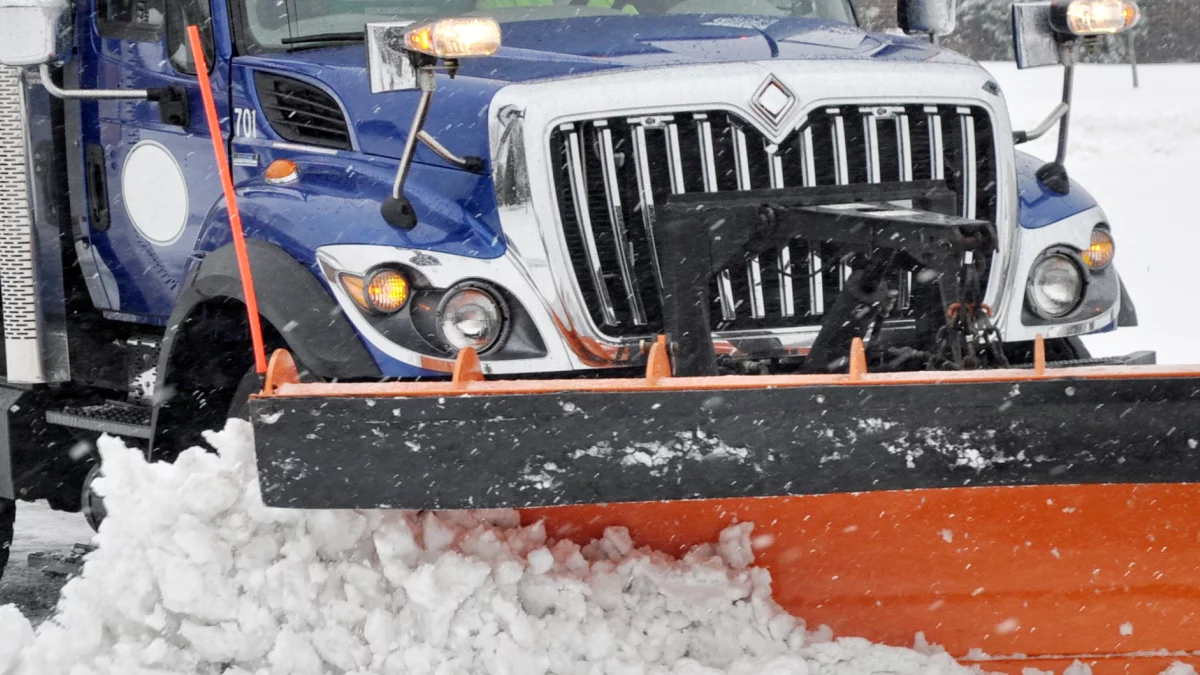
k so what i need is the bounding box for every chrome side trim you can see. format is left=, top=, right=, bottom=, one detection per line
left=563, top=124, right=618, bottom=326
left=0, top=67, right=44, bottom=383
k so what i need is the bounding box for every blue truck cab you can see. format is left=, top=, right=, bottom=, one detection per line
left=0, top=0, right=1143, bottom=557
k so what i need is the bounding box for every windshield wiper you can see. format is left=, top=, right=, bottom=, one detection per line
left=280, top=32, right=364, bottom=46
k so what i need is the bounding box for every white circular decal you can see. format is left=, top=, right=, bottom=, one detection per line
left=121, top=141, right=190, bottom=246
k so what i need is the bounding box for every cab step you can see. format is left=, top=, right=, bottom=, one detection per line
left=45, top=401, right=152, bottom=440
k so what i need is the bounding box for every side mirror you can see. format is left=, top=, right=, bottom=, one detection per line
left=366, top=21, right=419, bottom=93
left=1012, top=2, right=1060, bottom=68
left=0, top=0, right=68, bottom=67
left=898, top=0, right=957, bottom=38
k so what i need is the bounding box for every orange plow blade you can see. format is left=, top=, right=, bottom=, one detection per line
left=527, top=485, right=1200, bottom=674
left=249, top=340, right=1200, bottom=671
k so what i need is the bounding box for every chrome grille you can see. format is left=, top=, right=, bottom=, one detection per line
left=549, top=104, right=997, bottom=338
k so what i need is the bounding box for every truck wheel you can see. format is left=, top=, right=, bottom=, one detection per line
left=0, top=497, right=14, bottom=581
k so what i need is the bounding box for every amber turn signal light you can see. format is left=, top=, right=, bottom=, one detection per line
left=365, top=268, right=410, bottom=314
left=265, top=159, right=299, bottom=185
left=1082, top=228, right=1115, bottom=269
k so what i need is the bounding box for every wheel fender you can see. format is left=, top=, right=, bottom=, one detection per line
left=161, top=239, right=379, bottom=381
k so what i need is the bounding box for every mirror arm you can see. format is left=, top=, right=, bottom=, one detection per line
left=1033, top=41, right=1077, bottom=195
left=381, top=64, right=437, bottom=230
left=418, top=130, right=484, bottom=172
left=389, top=67, right=436, bottom=202
left=1013, top=102, right=1069, bottom=144
left=1054, top=44, right=1077, bottom=165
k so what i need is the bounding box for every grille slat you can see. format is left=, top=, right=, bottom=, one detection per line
left=549, top=104, right=996, bottom=339
left=563, top=125, right=619, bottom=327
left=595, top=122, right=646, bottom=326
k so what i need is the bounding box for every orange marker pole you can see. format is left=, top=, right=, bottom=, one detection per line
left=188, top=25, right=268, bottom=375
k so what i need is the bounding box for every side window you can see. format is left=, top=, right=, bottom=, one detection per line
left=166, top=0, right=216, bottom=74
left=97, top=0, right=166, bottom=40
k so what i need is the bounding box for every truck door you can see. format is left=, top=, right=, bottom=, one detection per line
left=77, top=0, right=225, bottom=320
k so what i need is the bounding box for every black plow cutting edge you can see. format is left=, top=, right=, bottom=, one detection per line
left=250, top=376, right=1200, bottom=510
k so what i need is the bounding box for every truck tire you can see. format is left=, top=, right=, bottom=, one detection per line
left=0, top=497, right=13, bottom=582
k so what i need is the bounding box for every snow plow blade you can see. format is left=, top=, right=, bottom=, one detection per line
left=250, top=341, right=1200, bottom=511
left=249, top=342, right=1200, bottom=672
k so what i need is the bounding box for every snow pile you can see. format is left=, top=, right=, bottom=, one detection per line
left=1, top=420, right=983, bottom=675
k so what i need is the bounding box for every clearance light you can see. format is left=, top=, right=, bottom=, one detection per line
left=365, top=268, right=410, bottom=314
left=1050, top=0, right=1140, bottom=36
left=264, top=159, right=299, bottom=185
left=404, top=18, right=501, bottom=59
left=1082, top=228, right=1115, bottom=269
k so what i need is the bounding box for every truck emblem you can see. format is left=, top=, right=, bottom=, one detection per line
left=409, top=252, right=441, bottom=267
left=750, top=76, right=796, bottom=126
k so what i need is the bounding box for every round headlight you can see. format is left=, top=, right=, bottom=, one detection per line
left=1027, top=254, right=1083, bottom=319
left=1082, top=228, right=1114, bottom=269
left=364, top=268, right=410, bottom=314
left=437, top=284, right=508, bottom=354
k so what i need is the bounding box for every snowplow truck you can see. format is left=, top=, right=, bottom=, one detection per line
left=2, top=0, right=1200, bottom=669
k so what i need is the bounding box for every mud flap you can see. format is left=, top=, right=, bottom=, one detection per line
left=0, top=387, right=25, bottom=502
left=250, top=375, right=1200, bottom=510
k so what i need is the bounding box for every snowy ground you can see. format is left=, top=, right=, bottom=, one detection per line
left=1, top=63, right=1198, bottom=674
left=0, top=502, right=94, bottom=624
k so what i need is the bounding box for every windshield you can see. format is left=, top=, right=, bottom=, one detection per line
left=240, top=0, right=857, bottom=52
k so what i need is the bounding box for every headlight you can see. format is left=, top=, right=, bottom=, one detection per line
left=1082, top=228, right=1115, bottom=269
left=437, top=284, right=508, bottom=354
left=1027, top=254, right=1084, bottom=319
left=1050, top=0, right=1140, bottom=36
left=405, top=18, right=501, bottom=59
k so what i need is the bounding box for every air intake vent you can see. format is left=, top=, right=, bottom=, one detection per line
left=254, top=72, right=352, bottom=151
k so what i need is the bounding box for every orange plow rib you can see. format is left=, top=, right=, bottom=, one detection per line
left=249, top=337, right=1200, bottom=672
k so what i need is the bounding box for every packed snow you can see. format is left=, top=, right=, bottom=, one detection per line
left=2, top=62, right=1198, bottom=673
left=2, top=421, right=982, bottom=675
